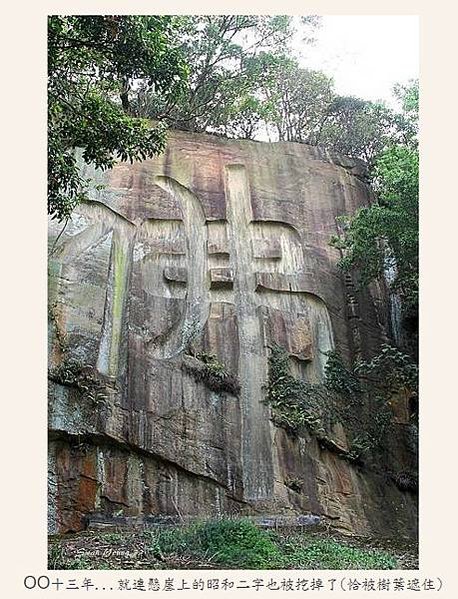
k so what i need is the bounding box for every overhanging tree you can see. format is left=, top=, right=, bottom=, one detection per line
left=48, top=15, right=188, bottom=221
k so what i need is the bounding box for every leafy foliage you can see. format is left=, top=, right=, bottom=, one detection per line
left=129, top=16, right=414, bottom=169
left=50, top=519, right=404, bottom=569
left=183, top=352, right=241, bottom=395
left=132, top=16, right=320, bottom=134
left=330, top=81, right=419, bottom=337
left=324, top=350, right=361, bottom=397
left=332, top=144, right=418, bottom=308
left=318, top=97, right=397, bottom=166
left=48, top=15, right=419, bottom=226
left=265, top=345, right=336, bottom=437
left=355, top=343, right=419, bottom=395
left=48, top=16, right=188, bottom=221
left=248, top=54, right=335, bottom=143
left=145, top=518, right=399, bottom=569
left=249, top=60, right=406, bottom=165
left=48, top=357, right=109, bottom=409
left=147, top=518, right=281, bottom=569
left=265, top=344, right=418, bottom=466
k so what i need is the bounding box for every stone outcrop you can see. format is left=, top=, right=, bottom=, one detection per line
left=48, top=130, right=417, bottom=536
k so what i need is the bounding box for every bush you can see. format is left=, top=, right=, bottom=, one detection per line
left=324, top=350, right=361, bottom=397
left=49, top=520, right=402, bottom=570
left=355, top=344, right=418, bottom=394
left=146, top=521, right=399, bottom=569
left=183, top=353, right=240, bottom=395
left=265, top=344, right=332, bottom=436
left=147, top=518, right=281, bottom=568
left=48, top=357, right=109, bottom=409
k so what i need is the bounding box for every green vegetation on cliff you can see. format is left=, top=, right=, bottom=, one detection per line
left=330, top=81, right=419, bottom=351
left=265, top=344, right=418, bottom=468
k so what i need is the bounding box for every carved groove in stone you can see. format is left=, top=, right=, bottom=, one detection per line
left=48, top=136, right=416, bottom=539
left=224, top=164, right=275, bottom=501
left=258, top=290, right=334, bottom=382
left=97, top=229, right=134, bottom=377
left=151, top=176, right=210, bottom=359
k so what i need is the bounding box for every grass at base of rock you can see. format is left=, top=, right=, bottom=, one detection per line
left=49, top=518, right=417, bottom=570
left=146, top=518, right=281, bottom=569
left=275, top=535, right=397, bottom=569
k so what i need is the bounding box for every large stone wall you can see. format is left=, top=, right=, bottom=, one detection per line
left=48, top=130, right=417, bottom=536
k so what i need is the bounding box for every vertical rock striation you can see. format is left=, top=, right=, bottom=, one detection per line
left=48, top=131, right=417, bottom=537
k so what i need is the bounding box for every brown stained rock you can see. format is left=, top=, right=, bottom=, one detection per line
left=55, top=444, right=98, bottom=532
left=101, top=451, right=129, bottom=509
left=48, top=130, right=416, bottom=537
left=197, top=302, right=240, bottom=374
left=259, top=305, right=313, bottom=361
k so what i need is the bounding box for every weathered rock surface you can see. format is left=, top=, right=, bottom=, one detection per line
left=48, top=130, right=417, bottom=536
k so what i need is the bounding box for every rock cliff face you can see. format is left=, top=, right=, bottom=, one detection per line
left=48, top=131, right=417, bottom=536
